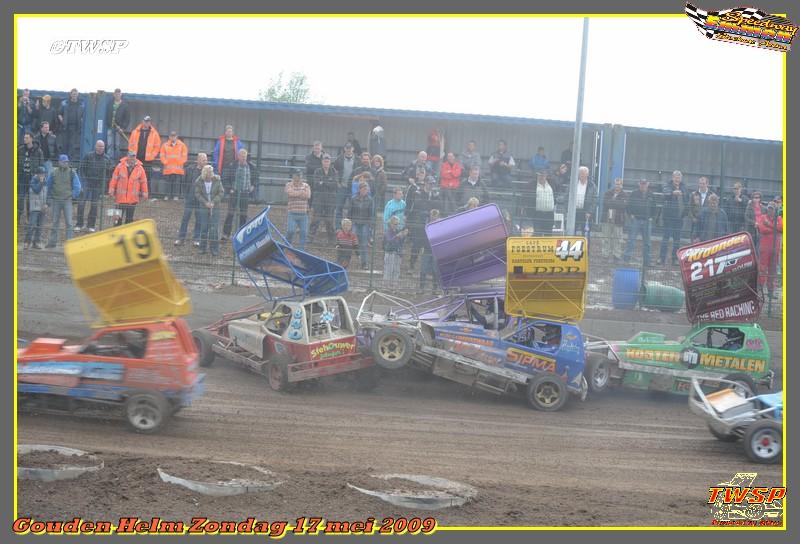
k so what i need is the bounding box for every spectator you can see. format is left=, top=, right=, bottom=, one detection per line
left=698, top=194, right=729, bottom=241
left=310, top=154, right=338, bottom=243
left=18, top=131, right=43, bottom=221
left=212, top=124, right=245, bottom=191
left=222, top=149, right=255, bottom=239
left=402, top=151, right=432, bottom=182
left=531, top=171, right=555, bottom=235
left=348, top=180, right=374, bottom=270
left=351, top=151, right=374, bottom=193
left=560, top=144, right=572, bottom=166
left=335, top=218, right=359, bottom=269
left=439, top=152, right=462, bottom=214
left=344, top=131, right=362, bottom=156
left=369, top=124, right=386, bottom=158
left=44, top=154, right=82, bottom=248
left=460, top=166, right=489, bottom=207
left=601, top=177, right=627, bottom=263
left=305, top=140, right=324, bottom=179
left=529, top=146, right=548, bottom=173
left=195, top=167, right=224, bottom=256
left=488, top=140, right=515, bottom=187
left=575, top=166, right=597, bottom=229
left=409, top=176, right=440, bottom=269
left=419, top=209, right=441, bottom=291
left=333, top=142, right=357, bottom=228
left=744, top=191, right=764, bottom=251
left=58, top=89, right=85, bottom=160
left=76, top=139, right=113, bottom=233
left=404, top=168, right=425, bottom=229
left=383, top=215, right=407, bottom=289
left=555, top=163, right=570, bottom=196
left=18, top=90, right=35, bottom=141
left=723, top=181, right=749, bottom=234
left=159, top=131, right=188, bottom=201
left=108, top=151, right=148, bottom=226
left=658, top=170, right=688, bottom=266
left=622, top=179, right=654, bottom=266
left=285, top=170, right=311, bottom=250
left=105, top=88, right=131, bottom=160
left=688, top=176, right=715, bottom=241
left=34, top=95, right=59, bottom=135
left=35, top=121, right=59, bottom=175
left=757, top=203, right=782, bottom=298
left=128, top=115, right=162, bottom=188
left=460, top=197, right=480, bottom=212
left=370, top=154, right=388, bottom=212
left=24, top=167, right=48, bottom=250
left=175, top=153, right=208, bottom=247
left=426, top=129, right=443, bottom=178
left=693, top=176, right=714, bottom=207
left=383, top=187, right=406, bottom=230
left=460, top=140, right=482, bottom=181
left=353, top=171, right=374, bottom=200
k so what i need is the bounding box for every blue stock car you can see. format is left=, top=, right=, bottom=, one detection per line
left=357, top=290, right=590, bottom=411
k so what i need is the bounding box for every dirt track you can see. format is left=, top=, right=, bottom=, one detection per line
left=17, top=277, right=783, bottom=527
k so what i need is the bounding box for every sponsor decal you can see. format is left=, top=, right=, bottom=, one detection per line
left=506, top=347, right=556, bottom=372
left=310, top=341, right=354, bottom=360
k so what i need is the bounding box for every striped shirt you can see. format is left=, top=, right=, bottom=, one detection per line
left=536, top=182, right=554, bottom=212
left=285, top=181, right=311, bottom=214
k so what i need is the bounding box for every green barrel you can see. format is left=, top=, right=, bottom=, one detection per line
left=641, top=281, right=685, bottom=312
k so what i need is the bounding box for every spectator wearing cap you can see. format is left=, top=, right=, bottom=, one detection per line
left=285, top=170, right=311, bottom=250
left=128, top=115, right=162, bottom=187
left=35, top=121, right=59, bottom=176
left=333, top=142, right=357, bottom=229
left=222, top=149, right=256, bottom=239
left=34, top=94, right=59, bottom=134
left=310, top=153, right=338, bottom=243
left=58, top=88, right=85, bottom=160
left=108, top=151, right=149, bottom=225
left=44, top=154, right=82, bottom=248
left=76, top=139, right=113, bottom=233
left=623, top=179, right=654, bottom=266
left=305, top=140, right=324, bottom=179
left=105, top=88, right=131, bottom=160
left=488, top=140, right=515, bottom=188
left=24, top=166, right=48, bottom=249
left=348, top=180, right=374, bottom=270
left=176, top=153, right=209, bottom=247
left=439, top=152, right=462, bottom=215
left=529, top=146, right=549, bottom=173
left=18, top=131, right=43, bottom=221
left=212, top=125, right=245, bottom=190
left=160, top=131, right=188, bottom=201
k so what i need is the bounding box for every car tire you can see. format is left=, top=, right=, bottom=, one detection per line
left=720, top=373, right=756, bottom=396
left=707, top=424, right=739, bottom=442
left=125, top=390, right=169, bottom=434
left=192, top=329, right=216, bottom=368
left=267, top=355, right=294, bottom=392
left=585, top=354, right=612, bottom=393
left=525, top=373, right=568, bottom=412
left=372, top=327, right=414, bottom=370
left=743, top=419, right=781, bottom=464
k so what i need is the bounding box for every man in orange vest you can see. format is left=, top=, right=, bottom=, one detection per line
left=160, top=130, right=188, bottom=201
left=108, top=150, right=149, bottom=225
left=128, top=115, right=161, bottom=197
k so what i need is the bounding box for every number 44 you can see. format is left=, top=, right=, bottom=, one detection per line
left=555, top=239, right=584, bottom=261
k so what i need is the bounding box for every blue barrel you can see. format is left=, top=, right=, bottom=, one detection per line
left=612, top=268, right=641, bottom=310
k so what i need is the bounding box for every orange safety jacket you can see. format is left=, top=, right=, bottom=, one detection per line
left=128, top=123, right=162, bottom=162
left=109, top=157, right=149, bottom=204
left=160, top=139, right=188, bottom=175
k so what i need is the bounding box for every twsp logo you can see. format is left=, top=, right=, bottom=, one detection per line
left=49, top=39, right=129, bottom=55
left=685, top=3, right=797, bottom=52
left=708, top=472, right=785, bottom=526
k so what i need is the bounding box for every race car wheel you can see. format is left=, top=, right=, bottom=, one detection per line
left=372, top=328, right=413, bottom=370
left=707, top=424, right=739, bottom=442
left=585, top=354, right=611, bottom=393
left=125, top=390, right=169, bottom=434
left=526, top=374, right=568, bottom=412
left=721, top=373, right=756, bottom=396
left=192, top=329, right=216, bottom=368
left=743, top=420, right=781, bottom=464
left=267, top=356, right=294, bottom=392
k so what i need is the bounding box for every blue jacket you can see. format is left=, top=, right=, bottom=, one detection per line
left=530, top=153, right=549, bottom=172
left=212, top=136, right=245, bottom=173
left=45, top=168, right=82, bottom=200
left=383, top=198, right=406, bottom=230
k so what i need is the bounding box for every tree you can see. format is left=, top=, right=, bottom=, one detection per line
left=258, top=71, right=314, bottom=104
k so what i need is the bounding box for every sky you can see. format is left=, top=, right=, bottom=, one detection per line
left=16, top=16, right=784, bottom=141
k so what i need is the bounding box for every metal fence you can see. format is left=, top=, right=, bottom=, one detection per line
left=17, top=164, right=783, bottom=319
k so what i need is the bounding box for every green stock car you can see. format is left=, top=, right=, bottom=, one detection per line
left=585, top=322, right=773, bottom=395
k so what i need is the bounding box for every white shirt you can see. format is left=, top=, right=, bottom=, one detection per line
left=699, top=190, right=708, bottom=205
left=576, top=181, right=588, bottom=209
left=536, top=182, right=554, bottom=212
left=204, top=181, right=212, bottom=198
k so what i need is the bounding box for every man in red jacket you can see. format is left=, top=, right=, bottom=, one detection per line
left=439, top=152, right=462, bottom=215
left=757, top=203, right=782, bottom=298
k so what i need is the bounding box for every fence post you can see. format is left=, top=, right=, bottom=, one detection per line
left=369, top=213, right=378, bottom=290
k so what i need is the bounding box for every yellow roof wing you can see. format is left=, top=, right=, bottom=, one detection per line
left=505, top=236, right=588, bottom=322
left=64, top=219, right=191, bottom=324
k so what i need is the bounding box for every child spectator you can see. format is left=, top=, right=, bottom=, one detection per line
left=336, top=219, right=359, bottom=269
left=24, top=166, right=48, bottom=249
